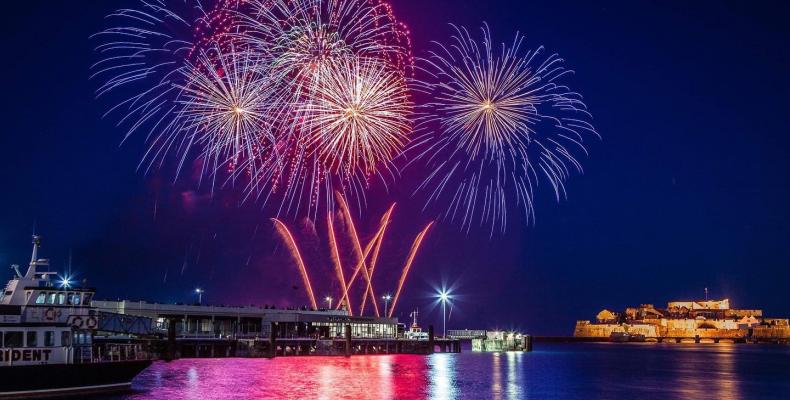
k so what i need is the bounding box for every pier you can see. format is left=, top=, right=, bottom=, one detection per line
left=92, top=300, right=461, bottom=359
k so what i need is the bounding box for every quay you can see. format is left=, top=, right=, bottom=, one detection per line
left=92, top=300, right=461, bottom=359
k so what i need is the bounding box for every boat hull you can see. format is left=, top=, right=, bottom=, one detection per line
left=0, top=360, right=152, bottom=399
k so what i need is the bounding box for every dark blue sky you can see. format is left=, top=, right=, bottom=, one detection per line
left=0, top=1, right=789, bottom=335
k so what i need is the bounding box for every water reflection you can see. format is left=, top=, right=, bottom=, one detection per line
left=429, top=354, right=457, bottom=399
left=102, top=344, right=790, bottom=400
left=667, top=345, right=742, bottom=400
left=491, top=353, right=502, bottom=400
left=506, top=351, right=523, bottom=400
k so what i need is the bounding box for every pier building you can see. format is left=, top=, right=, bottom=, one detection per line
left=93, top=300, right=398, bottom=340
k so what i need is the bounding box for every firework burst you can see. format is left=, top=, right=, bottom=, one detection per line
left=169, top=45, right=278, bottom=187
left=235, top=0, right=413, bottom=218
left=410, top=24, right=597, bottom=234
left=302, top=56, right=412, bottom=176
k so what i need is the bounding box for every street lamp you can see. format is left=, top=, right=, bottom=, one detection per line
left=325, top=296, right=333, bottom=309
left=438, top=290, right=450, bottom=338
left=382, top=294, right=392, bottom=317
left=195, top=288, right=204, bottom=305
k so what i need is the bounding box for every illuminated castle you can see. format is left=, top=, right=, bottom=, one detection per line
left=575, top=297, right=790, bottom=342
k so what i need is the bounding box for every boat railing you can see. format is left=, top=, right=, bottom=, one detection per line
left=91, top=343, right=149, bottom=363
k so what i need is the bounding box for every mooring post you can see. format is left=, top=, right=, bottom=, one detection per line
left=166, top=318, right=177, bottom=361
left=270, top=322, right=277, bottom=358
left=344, top=324, right=352, bottom=357
left=428, top=325, right=435, bottom=355
left=525, top=334, right=533, bottom=352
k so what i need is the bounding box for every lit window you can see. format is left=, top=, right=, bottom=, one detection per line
left=47, top=293, right=57, bottom=304
left=35, top=293, right=46, bottom=304
left=57, top=293, right=65, bottom=305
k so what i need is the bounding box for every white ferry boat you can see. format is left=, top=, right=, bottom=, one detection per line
left=0, top=236, right=151, bottom=398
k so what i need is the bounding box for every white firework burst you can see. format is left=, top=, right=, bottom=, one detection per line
left=411, top=23, right=597, bottom=234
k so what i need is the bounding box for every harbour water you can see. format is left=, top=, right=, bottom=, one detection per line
left=101, top=343, right=790, bottom=399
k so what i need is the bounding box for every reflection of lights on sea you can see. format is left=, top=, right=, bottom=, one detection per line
left=379, top=355, right=394, bottom=399
left=492, top=353, right=502, bottom=400
left=506, top=351, right=523, bottom=400
left=429, top=354, right=457, bottom=399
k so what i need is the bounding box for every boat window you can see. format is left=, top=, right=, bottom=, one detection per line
left=0, top=332, right=3, bottom=346
left=44, top=331, right=55, bottom=347
left=35, top=292, right=47, bottom=304
left=83, top=293, right=93, bottom=304
left=72, top=293, right=81, bottom=305
left=4, top=331, right=23, bottom=348
left=57, top=293, right=66, bottom=305
left=66, top=292, right=73, bottom=305
left=47, top=292, right=57, bottom=304
left=26, top=331, right=37, bottom=347
left=61, top=331, right=71, bottom=347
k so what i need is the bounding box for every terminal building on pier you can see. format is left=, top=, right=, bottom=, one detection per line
left=93, top=300, right=398, bottom=340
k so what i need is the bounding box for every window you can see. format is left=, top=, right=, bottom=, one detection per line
left=61, top=331, right=71, bottom=347
left=35, top=293, right=46, bottom=304
left=56, top=293, right=65, bottom=305
left=44, top=331, right=55, bottom=347
left=26, top=331, right=37, bottom=347
left=66, top=293, right=81, bottom=306
left=47, top=293, right=57, bottom=304
left=82, top=293, right=93, bottom=304
left=4, top=331, right=23, bottom=348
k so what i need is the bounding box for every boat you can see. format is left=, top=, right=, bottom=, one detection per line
left=404, top=309, right=428, bottom=340
left=609, top=332, right=646, bottom=342
left=0, top=236, right=152, bottom=398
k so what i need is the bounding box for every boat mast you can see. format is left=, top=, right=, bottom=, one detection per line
left=24, top=235, right=47, bottom=279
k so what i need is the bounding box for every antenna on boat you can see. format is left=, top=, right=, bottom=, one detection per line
left=26, top=235, right=50, bottom=279
left=30, top=235, right=41, bottom=266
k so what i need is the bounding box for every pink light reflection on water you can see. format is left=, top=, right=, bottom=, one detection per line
left=125, top=355, right=430, bottom=400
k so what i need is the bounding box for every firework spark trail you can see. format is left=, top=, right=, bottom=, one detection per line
left=334, top=216, right=388, bottom=312
left=335, top=192, right=380, bottom=316
left=327, top=212, right=353, bottom=315
left=388, top=221, right=434, bottom=318
left=410, top=23, right=597, bottom=234
left=359, top=203, right=396, bottom=314
left=272, top=218, right=318, bottom=309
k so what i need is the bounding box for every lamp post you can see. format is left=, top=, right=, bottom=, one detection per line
left=325, top=296, right=333, bottom=309
left=439, top=290, right=450, bottom=338
left=382, top=294, right=392, bottom=317
left=195, top=288, right=204, bottom=305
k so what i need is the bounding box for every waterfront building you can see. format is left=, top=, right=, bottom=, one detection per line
left=575, top=298, right=790, bottom=342
left=93, top=300, right=398, bottom=340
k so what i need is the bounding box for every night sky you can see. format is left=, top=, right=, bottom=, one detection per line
left=1, top=1, right=789, bottom=335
